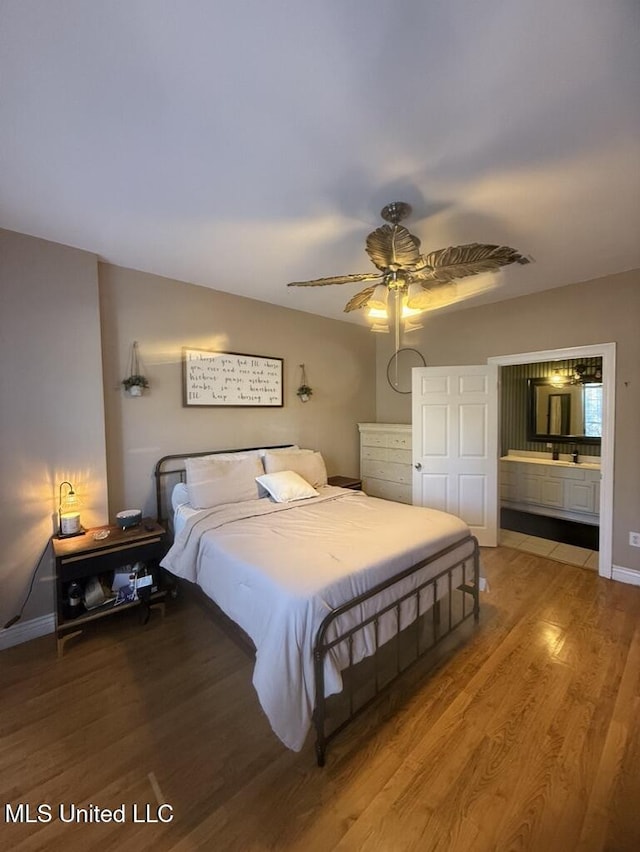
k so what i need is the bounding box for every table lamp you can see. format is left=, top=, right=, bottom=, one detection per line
left=58, top=481, right=84, bottom=538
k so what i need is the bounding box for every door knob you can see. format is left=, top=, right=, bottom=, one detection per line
left=414, top=462, right=422, bottom=470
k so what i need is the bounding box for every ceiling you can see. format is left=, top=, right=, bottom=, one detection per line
left=1, top=1, right=639, bottom=325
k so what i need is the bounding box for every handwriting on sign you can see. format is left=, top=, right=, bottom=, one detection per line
left=183, top=349, right=283, bottom=407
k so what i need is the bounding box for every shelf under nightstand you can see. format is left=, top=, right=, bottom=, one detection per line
left=52, top=519, right=168, bottom=656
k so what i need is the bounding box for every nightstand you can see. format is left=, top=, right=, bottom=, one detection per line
left=52, top=519, right=168, bottom=657
left=328, top=475, right=362, bottom=491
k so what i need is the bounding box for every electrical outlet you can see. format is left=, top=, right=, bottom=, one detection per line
left=629, top=532, right=640, bottom=548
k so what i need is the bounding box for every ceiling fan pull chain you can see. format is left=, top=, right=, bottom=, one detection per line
left=394, top=289, right=401, bottom=361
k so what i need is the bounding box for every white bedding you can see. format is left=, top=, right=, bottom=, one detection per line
left=161, top=486, right=474, bottom=751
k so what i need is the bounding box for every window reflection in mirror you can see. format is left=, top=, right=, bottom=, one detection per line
left=527, top=379, right=602, bottom=443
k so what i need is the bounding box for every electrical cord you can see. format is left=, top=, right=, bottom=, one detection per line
left=2, top=539, right=51, bottom=630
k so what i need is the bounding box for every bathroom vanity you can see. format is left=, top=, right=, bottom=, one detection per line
left=500, top=450, right=601, bottom=525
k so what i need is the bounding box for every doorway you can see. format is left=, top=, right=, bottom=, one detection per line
left=489, top=344, right=615, bottom=580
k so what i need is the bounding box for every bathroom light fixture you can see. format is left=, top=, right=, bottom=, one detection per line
left=58, top=481, right=84, bottom=538
left=549, top=370, right=567, bottom=388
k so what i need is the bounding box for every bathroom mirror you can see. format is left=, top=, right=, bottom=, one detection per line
left=526, top=378, right=602, bottom=444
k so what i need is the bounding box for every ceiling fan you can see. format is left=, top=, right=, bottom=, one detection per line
left=287, top=202, right=530, bottom=320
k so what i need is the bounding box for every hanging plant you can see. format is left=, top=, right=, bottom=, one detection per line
left=122, top=342, right=149, bottom=396
left=122, top=374, right=149, bottom=394
left=296, top=364, right=313, bottom=402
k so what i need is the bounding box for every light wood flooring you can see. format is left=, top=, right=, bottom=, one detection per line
left=1, top=546, right=639, bottom=851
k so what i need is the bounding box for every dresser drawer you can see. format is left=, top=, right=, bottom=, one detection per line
left=363, top=478, right=412, bottom=504
left=388, top=434, right=412, bottom=450
left=361, top=446, right=411, bottom=465
left=362, top=445, right=388, bottom=462
left=387, top=448, right=412, bottom=464
left=361, top=460, right=412, bottom=485
left=361, top=432, right=388, bottom=448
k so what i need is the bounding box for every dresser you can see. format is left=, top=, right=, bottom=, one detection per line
left=358, top=423, right=413, bottom=504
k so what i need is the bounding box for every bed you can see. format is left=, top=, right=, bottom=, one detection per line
left=155, top=445, right=480, bottom=765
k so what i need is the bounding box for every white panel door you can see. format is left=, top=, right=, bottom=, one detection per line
left=412, top=365, right=498, bottom=546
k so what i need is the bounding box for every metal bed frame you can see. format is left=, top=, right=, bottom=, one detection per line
left=154, top=446, right=480, bottom=766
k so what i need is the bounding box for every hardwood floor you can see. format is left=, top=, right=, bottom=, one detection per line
left=1, top=546, right=639, bottom=851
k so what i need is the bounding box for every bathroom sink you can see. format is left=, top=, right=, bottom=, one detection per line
left=500, top=453, right=601, bottom=470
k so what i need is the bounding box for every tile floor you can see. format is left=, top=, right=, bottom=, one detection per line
left=500, top=529, right=598, bottom=571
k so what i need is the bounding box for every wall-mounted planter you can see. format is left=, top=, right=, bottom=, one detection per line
left=122, top=342, right=149, bottom=396
left=296, top=364, right=312, bottom=403
left=122, top=375, right=149, bottom=396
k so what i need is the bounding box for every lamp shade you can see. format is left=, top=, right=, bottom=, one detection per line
left=406, top=281, right=433, bottom=310
left=368, top=284, right=389, bottom=312
left=58, top=481, right=83, bottom=538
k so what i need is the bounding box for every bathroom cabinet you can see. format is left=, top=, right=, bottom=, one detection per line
left=500, top=452, right=600, bottom=524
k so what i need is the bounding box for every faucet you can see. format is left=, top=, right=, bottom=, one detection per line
left=571, top=446, right=579, bottom=464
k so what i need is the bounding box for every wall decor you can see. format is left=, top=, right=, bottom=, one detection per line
left=296, top=363, right=313, bottom=402
left=182, top=347, right=283, bottom=407
left=122, top=340, right=149, bottom=396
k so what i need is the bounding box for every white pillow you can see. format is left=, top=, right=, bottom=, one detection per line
left=202, top=450, right=262, bottom=462
left=201, top=447, right=306, bottom=461
left=186, top=455, right=264, bottom=509
left=257, top=444, right=301, bottom=457
left=256, top=470, right=319, bottom=503
left=171, top=482, right=190, bottom=510
left=263, top=450, right=328, bottom=488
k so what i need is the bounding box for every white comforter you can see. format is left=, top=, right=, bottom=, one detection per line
left=161, top=487, right=473, bottom=751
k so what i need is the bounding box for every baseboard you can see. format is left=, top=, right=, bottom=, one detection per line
left=0, top=612, right=55, bottom=650
left=612, top=565, right=640, bottom=587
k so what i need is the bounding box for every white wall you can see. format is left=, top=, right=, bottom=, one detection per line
left=98, top=263, right=376, bottom=518
left=375, top=268, right=640, bottom=573
left=0, top=229, right=108, bottom=630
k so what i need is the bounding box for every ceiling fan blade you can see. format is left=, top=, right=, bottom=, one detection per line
left=287, top=272, right=383, bottom=287
left=344, top=286, right=377, bottom=313
left=365, top=225, right=422, bottom=271
left=415, top=243, right=530, bottom=284
left=413, top=283, right=460, bottom=309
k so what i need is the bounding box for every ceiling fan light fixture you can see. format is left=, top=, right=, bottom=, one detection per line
left=401, top=303, right=424, bottom=319
left=286, top=201, right=529, bottom=325
left=369, top=321, right=390, bottom=333
left=405, top=281, right=432, bottom=310
left=385, top=269, right=408, bottom=291
left=368, top=284, right=389, bottom=312
left=368, top=306, right=388, bottom=320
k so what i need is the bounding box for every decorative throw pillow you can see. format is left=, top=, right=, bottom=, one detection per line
left=256, top=470, right=319, bottom=503
left=263, top=450, right=328, bottom=488
left=185, top=455, right=264, bottom=509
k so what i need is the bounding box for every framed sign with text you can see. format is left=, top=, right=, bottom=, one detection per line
left=182, top=347, right=283, bottom=407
